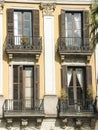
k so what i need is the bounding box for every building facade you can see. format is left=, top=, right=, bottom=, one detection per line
left=0, top=0, right=98, bottom=130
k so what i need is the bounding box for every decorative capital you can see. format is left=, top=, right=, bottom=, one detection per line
left=0, top=0, right=4, bottom=12
left=40, top=3, right=56, bottom=15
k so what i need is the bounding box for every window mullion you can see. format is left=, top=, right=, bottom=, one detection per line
left=22, top=11, right=24, bottom=37
left=72, top=13, right=74, bottom=45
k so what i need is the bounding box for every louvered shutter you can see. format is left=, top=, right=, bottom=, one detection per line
left=61, top=65, right=67, bottom=90
left=61, top=10, right=65, bottom=37
left=32, top=10, right=39, bottom=37
left=86, top=65, right=92, bottom=87
left=7, top=9, right=14, bottom=35
left=34, top=65, right=40, bottom=107
left=13, top=65, right=18, bottom=100
left=13, top=65, right=23, bottom=100
left=13, top=65, right=23, bottom=110
left=19, top=66, right=23, bottom=99
left=83, top=10, right=89, bottom=45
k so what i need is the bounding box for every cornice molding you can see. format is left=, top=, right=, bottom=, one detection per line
left=4, top=0, right=92, bottom=5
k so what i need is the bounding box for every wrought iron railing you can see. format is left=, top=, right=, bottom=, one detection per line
left=58, top=98, right=94, bottom=113
left=58, top=37, right=93, bottom=53
left=3, top=99, right=44, bottom=113
left=5, top=35, right=42, bottom=51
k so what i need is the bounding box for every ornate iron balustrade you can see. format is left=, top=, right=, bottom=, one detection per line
left=58, top=37, right=93, bottom=53
left=58, top=98, right=95, bottom=113
left=5, top=35, right=42, bottom=53
left=3, top=99, right=44, bottom=113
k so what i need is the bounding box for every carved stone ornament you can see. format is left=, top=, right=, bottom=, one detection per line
left=40, top=3, right=56, bottom=15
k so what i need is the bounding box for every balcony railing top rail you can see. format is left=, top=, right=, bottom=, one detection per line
left=3, top=99, right=44, bottom=114
left=5, top=35, right=42, bottom=52
left=58, top=37, right=93, bottom=53
left=58, top=98, right=95, bottom=113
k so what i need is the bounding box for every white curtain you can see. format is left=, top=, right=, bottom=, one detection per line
left=76, top=69, right=83, bottom=88
left=67, top=69, right=72, bottom=87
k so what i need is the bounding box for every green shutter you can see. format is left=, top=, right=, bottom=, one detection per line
left=7, top=9, right=14, bottom=35
left=60, top=10, right=65, bottom=37
left=86, top=65, right=92, bottom=87
left=34, top=65, right=40, bottom=107
left=61, top=65, right=67, bottom=90
left=32, top=10, right=39, bottom=37
left=83, top=10, right=89, bottom=45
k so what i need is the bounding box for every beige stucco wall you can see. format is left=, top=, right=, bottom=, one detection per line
left=2, top=2, right=96, bottom=99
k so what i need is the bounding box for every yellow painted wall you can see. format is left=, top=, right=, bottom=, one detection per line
left=2, top=2, right=96, bottom=99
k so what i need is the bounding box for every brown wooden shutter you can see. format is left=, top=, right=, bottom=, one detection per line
left=61, top=65, right=67, bottom=91
left=86, top=65, right=92, bottom=87
left=19, top=66, right=23, bottom=99
left=13, top=65, right=23, bottom=100
left=60, top=10, right=65, bottom=37
left=7, top=9, right=14, bottom=36
left=13, top=65, right=18, bottom=100
left=32, top=10, right=39, bottom=37
left=83, top=10, right=89, bottom=45
left=34, top=65, right=40, bottom=107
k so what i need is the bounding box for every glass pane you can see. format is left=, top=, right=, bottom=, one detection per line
left=25, top=78, right=32, bottom=87
left=14, top=12, right=22, bottom=45
left=67, top=68, right=73, bottom=86
left=74, top=38, right=81, bottom=46
left=24, top=67, right=33, bottom=99
left=65, top=13, right=72, bottom=30
left=74, top=21, right=81, bottom=30
left=25, top=68, right=32, bottom=76
left=14, top=12, right=22, bottom=36
left=74, top=13, right=81, bottom=22
left=25, top=88, right=32, bottom=98
left=76, top=68, right=83, bottom=88
left=65, top=13, right=72, bottom=21
left=68, top=88, right=74, bottom=105
left=23, top=12, right=32, bottom=36
left=66, top=30, right=72, bottom=37
left=74, top=30, right=81, bottom=37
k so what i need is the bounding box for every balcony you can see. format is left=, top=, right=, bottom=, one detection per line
left=5, top=35, right=42, bottom=60
left=58, top=37, right=93, bottom=60
left=58, top=99, right=97, bottom=117
left=3, top=99, right=44, bottom=118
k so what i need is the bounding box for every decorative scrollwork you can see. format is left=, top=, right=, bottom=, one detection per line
left=40, top=3, right=56, bottom=15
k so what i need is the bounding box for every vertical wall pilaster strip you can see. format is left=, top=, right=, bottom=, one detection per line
left=0, top=13, right=3, bottom=95
left=95, top=45, right=98, bottom=110
left=44, top=16, right=56, bottom=95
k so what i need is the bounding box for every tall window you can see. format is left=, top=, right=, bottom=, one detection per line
left=65, top=12, right=82, bottom=46
left=61, top=65, right=92, bottom=110
left=14, top=11, right=32, bottom=45
left=13, top=65, right=39, bottom=110
left=7, top=9, right=39, bottom=45
left=67, top=68, right=84, bottom=105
